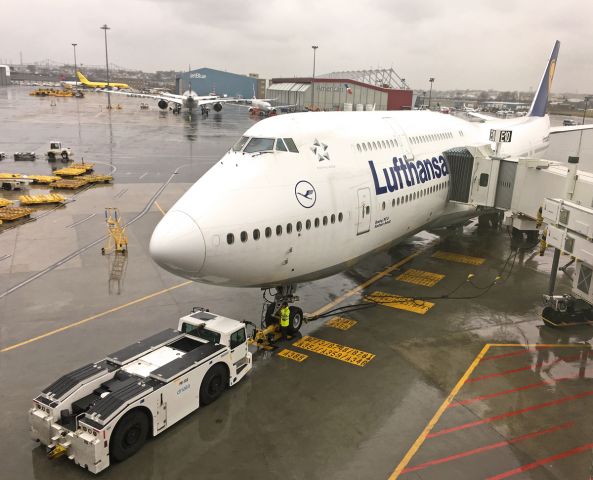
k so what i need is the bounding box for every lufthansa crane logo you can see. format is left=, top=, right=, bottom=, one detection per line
left=295, top=180, right=316, bottom=208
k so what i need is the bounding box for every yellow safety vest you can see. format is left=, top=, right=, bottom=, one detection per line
left=280, top=307, right=290, bottom=327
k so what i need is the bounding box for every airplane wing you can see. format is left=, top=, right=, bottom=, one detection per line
left=550, top=124, right=593, bottom=134
left=197, top=98, right=240, bottom=107
left=466, top=111, right=498, bottom=121
left=96, top=89, right=184, bottom=106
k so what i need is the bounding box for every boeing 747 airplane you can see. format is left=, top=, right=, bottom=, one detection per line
left=149, top=41, right=593, bottom=330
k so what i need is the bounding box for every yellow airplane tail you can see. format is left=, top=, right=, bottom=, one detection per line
left=76, top=71, right=90, bottom=85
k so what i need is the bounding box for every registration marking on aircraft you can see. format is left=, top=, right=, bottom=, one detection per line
left=365, top=291, right=434, bottom=314
left=292, top=336, right=375, bottom=367
left=432, top=251, right=485, bottom=266
left=396, top=269, right=444, bottom=287
left=277, top=349, right=308, bottom=363
left=325, top=316, right=358, bottom=330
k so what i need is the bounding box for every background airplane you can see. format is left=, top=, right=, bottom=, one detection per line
left=76, top=71, right=129, bottom=89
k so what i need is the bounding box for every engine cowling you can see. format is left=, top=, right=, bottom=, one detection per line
left=248, top=107, right=255, bottom=114
left=158, top=99, right=168, bottom=110
left=213, top=102, right=223, bottom=112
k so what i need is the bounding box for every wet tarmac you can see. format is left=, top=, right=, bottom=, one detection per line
left=1, top=86, right=592, bottom=479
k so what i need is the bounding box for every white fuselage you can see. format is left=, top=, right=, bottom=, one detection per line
left=150, top=110, right=551, bottom=287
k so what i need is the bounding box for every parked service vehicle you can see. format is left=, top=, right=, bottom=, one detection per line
left=30, top=309, right=252, bottom=473
left=563, top=118, right=578, bottom=126
left=47, top=141, right=73, bottom=161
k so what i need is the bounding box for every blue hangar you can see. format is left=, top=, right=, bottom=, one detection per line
left=176, top=68, right=264, bottom=98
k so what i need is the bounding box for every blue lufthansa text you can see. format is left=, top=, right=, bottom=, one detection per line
left=368, top=156, right=449, bottom=195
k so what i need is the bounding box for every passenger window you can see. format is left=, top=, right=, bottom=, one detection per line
left=306, top=219, right=311, bottom=230
left=397, top=197, right=400, bottom=205
left=253, top=229, right=260, bottom=240
left=314, top=218, right=320, bottom=228
left=338, top=212, right=343, bottom=222
left=330, top=214, right=335, bottom=224
left=230, top=328, right=246, bottom=349
left=382, top=201, right=385, bottom=210
left=287, top=223, right=293, bottom=234
left=240, top=231, right=248, bottom=243
left=227, top=233, right=234, bottom=245
left=296, top=221, right=302, bottom=232
left=244, top=137, right=275, bottom=153
left=367, top=142, right=372, bottom=150
left=232, top=136, right=249, bottom=152
left=365, top=206, right=370, bottom=214
left=392, top=199, right=395, bottom=207
left=372, top=141, right=377, bottom=150
left=357, top=144, right=361, bottom=152
left=323, top=216, right=328, bottom=226
left=275, top=138, right=288, bottom=152
left=283, top=138, right=299, bottom=153
left=276, top=225, right=282, bottom=236
left=363, top=143, right=367, bottom=152
left=265, top=227, right=272, bottom=238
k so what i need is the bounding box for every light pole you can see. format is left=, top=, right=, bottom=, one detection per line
left=100, top=24, right=111, bottom=109
left=71, top=43, right=78, bottom=89
left=311, top=45, right=318, bottom=110
left=428, top=77, right=435, bottom=109
left=577, top=95, right=591, bottom=156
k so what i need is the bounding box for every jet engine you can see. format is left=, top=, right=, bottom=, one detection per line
left=248, top=107, right=255, bottom=114
left=213, top=102, right=223, bottom=112
left=158, top=99, right=168, bottom=110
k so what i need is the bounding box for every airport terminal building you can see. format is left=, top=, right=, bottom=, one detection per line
left=176, top=68, right=265, bottom=98
left=268, top=69, right=414, bottom=111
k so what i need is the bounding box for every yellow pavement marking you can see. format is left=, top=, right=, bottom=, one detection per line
left=395, top=268, right=444, bottom=287
left=389, top=344, right=491, bottom=479
left=277, top=349, right=308, bottom=363
left=0, top=281, right=192, bottom=353
left=293, top=335, right=375, bottom=367
left=325, top=316, right=358, bottom=330
left=309, top=249, right=429, bottom=317
left=365, top=291, right=434, bottom=315
left=432, top=250, right=485, bottom=266
left=154, top=201, right=166, bottom=216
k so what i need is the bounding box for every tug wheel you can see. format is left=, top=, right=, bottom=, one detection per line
left=110, top=409, right=149, bottom=462
left=200, top=364, right=228, bottom=406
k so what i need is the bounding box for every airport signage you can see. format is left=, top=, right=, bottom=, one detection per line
left=190, top=73, right=207, bottom=79
left=489, top=129, right=513, bottom=143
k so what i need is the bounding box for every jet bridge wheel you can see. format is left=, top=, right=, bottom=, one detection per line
left=200, top=364, right=228, bottom=406
left=110, top=409, right=149, bottom=462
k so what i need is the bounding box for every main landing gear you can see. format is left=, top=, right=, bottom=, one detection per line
left=262, top=284, right=304, bottom=334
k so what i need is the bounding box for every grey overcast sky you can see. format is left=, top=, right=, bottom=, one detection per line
left=2, top=0, right=592, bottom=93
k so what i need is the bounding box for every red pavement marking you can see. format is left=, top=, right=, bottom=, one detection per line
left=402, top=422, right=573, bottom=474
left=482, top=350, right=530, bottom=362
left=428, top=389, right=593, bottom=438
left=466, top=353, right=582, bottom=384
left=486, top=441, right=593, bottom=480
left=449, top=376, right=573, bottom=408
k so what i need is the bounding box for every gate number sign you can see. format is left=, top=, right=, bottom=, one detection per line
left=490, top=129, right=513, bottom=143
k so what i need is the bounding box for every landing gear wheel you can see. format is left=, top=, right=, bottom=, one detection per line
left=200, top=364, right=228, bottom=406
left=288, top=306, right=303, bottom=333
left=110, top=409, right=149, bottom=462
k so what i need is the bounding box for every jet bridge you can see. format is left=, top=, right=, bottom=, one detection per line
left=443, top=129, right=593, bottom=323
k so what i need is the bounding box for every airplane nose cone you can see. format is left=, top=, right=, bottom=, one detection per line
left=149, top=210, right=205, bottom=278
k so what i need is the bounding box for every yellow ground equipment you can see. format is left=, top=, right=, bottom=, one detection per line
left=79, top=174, right=113, bottom=184
left=0, top=206, right=33, bottom=222
left=102, top=208, right=128, bottom=255
left=19, top=193, right=65, bottom=205
left=70, top=162, right=94, bottom=172
left=30, top=89, right=73, bottom=97
left=27, top=175, right=61, bottom=184
left=0, top=198, right=13, bottom=208
left=0, top=173, right=22, bottom=179
left=52, top=167, right=86, bottom=177
left=50, top=178, right=89, bottom=189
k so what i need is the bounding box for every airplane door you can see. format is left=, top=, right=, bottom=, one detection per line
left=357, top=188, right=371, bottom=235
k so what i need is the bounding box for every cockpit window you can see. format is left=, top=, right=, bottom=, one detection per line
left=283, top=138, right=299, bottom=153
left=232, top=136, right=249, bottom=152
left=244, top=137, right=275, bottom=153
left=275, top=138, right=288, bottom=151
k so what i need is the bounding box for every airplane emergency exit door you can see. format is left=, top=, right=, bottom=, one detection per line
left=357, top=188, right=371, bottom=235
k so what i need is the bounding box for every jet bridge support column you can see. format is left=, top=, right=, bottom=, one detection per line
left=548, top=248, right=561, bottom=296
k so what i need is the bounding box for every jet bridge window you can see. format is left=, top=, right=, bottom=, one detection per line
left=244, top=137, right=275, bottom=153
left=232, top=136, right=249, bottom=152
left=283, top=138, right=299, bottom=153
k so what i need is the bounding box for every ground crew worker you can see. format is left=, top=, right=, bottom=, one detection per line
left=279, top=302, right=290, bottom=340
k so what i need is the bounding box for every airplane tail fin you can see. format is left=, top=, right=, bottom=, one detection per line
left=528, top=40, right=560, bottom=117
left=77, top=71, right=89, bottom=84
